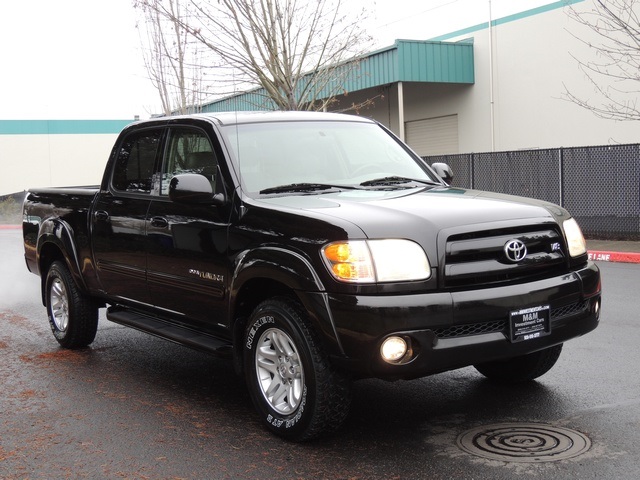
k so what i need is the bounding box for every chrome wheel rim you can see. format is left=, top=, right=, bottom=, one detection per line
left=50, top=278, right=69, bottom=332
left=255, top=328, right=304, bottom=415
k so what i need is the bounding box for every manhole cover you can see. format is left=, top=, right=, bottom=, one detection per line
left=457, top=423, right=591, bottom=463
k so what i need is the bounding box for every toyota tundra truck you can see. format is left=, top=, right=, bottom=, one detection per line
left=22, top=111, right=601, bottom=441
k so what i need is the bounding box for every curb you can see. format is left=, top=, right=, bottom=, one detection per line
left=588, top=251, right=640, bottom=264
left=0, top=225, right=21, bottom=230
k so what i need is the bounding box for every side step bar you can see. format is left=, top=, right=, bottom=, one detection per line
left=106, top=307, right=233, bottom=357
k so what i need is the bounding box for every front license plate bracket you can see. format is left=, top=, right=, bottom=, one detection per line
left=509, top=305, right=551, bottom=342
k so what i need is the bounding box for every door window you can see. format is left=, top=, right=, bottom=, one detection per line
left=161, top=128, right=217, bottom=195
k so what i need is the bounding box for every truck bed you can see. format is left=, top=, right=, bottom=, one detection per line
left=23, top=185, right=99, bottom=276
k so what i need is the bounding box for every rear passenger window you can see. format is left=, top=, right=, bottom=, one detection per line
left=112, top=129, right=162, bottom=193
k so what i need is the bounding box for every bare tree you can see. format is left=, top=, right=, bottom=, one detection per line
left=145, top=0, right=372, bottom=111
left=564, top=0, right=640, bottom=121
left=135, top=0, right=207, bottom=115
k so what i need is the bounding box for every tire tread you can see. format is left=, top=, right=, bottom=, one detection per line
left=246, top=297, right=351, bottom=441
left=46, top=261, right=99, bottom=349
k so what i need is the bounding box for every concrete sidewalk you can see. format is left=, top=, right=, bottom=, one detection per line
left=3, top=224, right=640, bottom=264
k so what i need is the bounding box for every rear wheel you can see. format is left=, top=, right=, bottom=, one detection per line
left=243, top=297, right=351, bottom=441
left=45, top=261, right=99, bottom=348
left=474, top=344, right=563, bottom=383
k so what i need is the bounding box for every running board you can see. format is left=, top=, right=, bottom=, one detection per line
left=106, top=307, right=233, bottom=357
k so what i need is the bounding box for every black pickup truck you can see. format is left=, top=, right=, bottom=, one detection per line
left=23, top=111, right=601, bottom=440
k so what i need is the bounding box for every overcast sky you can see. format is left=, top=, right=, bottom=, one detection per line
left=0, top=0, right=558, bottom=120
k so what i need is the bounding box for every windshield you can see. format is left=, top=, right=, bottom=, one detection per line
left=220, top=120, right=440, bottom=195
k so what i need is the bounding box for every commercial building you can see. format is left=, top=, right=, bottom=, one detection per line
left=202, top=0, right=639, bottom=156
left=3, top=0, right=637, bottom=196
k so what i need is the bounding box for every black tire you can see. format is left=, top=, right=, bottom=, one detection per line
left=45, top=261, right=99, bottom=348
left=474, top=344, right=563, bottom=383
left=243, top=297, right=351, bottom=441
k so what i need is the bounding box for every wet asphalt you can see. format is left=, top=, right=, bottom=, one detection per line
left=1, top=229, right=640, bottom=479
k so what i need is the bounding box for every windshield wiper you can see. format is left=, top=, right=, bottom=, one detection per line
left=359, top=176, right=440, bottom=187
left=259, top=183, right=359, bottom=195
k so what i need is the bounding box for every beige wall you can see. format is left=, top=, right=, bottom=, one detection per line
left=1, top=134, right=118, bottom=195
left=438, top=0, right=639, bottom=151
left=338, top=0, right=638, bottom=154
left=472, top=0, right=638, bottom=150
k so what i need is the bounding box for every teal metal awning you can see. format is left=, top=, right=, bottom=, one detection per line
left=202, top=39, right=474, bottom=112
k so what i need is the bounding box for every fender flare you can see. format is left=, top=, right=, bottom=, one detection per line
left=230, top=246, right=345, bottom=356
left=232, top=246, right=325, bottom=294
left=36, top=218, right=88, bottom=302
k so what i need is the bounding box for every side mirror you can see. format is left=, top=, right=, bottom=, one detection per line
left=431, top=162, right=453, bottom=185
left=169, top=174, right=225, bottom=205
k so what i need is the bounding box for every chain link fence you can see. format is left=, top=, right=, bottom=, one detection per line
left=425, top=143, right=640, bottom=240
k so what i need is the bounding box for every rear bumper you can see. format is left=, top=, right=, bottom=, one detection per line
left=326, top=262, right=601, bottom=379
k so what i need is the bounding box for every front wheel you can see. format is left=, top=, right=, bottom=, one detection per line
left=474, top=344, right=563, bottom=383
left=45, top=261, right=99, bottom=348
left=243, top=298, right=351, bottom=441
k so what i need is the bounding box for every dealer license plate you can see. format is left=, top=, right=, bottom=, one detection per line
left=509, top=305, right=551, bottom=342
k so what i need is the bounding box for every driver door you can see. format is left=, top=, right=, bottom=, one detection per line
left=145, top=126, right=230, bottom=333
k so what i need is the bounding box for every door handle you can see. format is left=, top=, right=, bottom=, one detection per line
left=150, top=216, right=169, bottom=228
left=94, top=210, right=109, bottom=222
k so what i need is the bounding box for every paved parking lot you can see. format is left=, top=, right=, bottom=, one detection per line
left=2, top=229, right=639, bottom=479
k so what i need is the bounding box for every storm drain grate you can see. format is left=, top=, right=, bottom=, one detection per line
left=457, top=423, right=591, bottom=463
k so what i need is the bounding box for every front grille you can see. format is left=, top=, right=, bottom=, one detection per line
left=432, top=300, right=590, bottom=340
left=443, top=226, right=567, bottom=289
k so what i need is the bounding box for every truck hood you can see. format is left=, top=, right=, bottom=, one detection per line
left=255, top=186, right=569, bottom=239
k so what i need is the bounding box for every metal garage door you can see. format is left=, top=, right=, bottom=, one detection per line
left=405, top=115, right=458, bottom=156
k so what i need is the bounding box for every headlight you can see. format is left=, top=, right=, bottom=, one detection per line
left=563, top=218, right=587, bottom=257
left=322, top=239, right=431, bottom=283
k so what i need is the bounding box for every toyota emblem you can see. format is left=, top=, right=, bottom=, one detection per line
left=504, top=239, right=527, bottom=263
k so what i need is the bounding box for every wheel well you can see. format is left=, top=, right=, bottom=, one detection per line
left=231, top=278, right=298, bottom=375
left=234, top=277, right=297, bottom=322
left=39, top=242, right=65, bottom=276
left=38, top=243, right=66, bottom=305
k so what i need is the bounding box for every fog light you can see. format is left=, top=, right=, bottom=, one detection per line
left=594, top=299, right=600, bottom=318
left=381, top=336, right=408, bottom=363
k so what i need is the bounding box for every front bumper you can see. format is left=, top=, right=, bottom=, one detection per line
left=326, top=262, right=601, bottom=380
